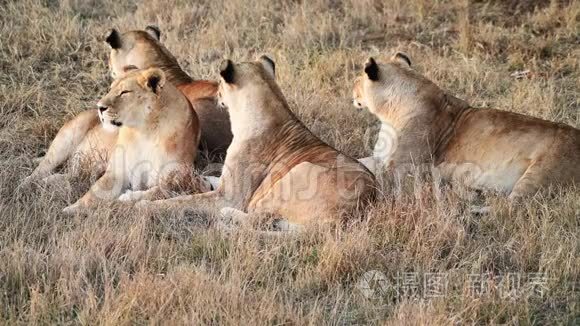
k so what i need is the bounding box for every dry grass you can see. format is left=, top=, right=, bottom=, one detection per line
left=1, top=0, right=579, bottom=324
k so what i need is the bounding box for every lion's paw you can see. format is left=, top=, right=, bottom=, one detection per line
left=118, top=190, right=136, bottom=202
left=62, top=203, right=82, bottom=216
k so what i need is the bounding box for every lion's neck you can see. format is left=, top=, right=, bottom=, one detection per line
left=431, top=94, right=471, bottom=159
left=371, top=92, right=469, bottom=161
left=156, top=62, right=194, bottom=86
left=137, top=89, right=190, bottom=136
left=229, top=97, right=294, bottom=144
left=139, top=41, right=197, bottom=85
left=371, top=94, right=436, bottom=135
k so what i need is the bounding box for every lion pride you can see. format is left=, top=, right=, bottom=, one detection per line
left=24, top=26, right=229, bottom=185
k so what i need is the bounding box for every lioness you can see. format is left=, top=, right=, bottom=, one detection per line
left=140, top=56, right=377, bottom=226
left=353, top=53, right=580, bottom=198
left=106, top=26, right=232, bottom=156
left=63, top=68, right=208, bottom=215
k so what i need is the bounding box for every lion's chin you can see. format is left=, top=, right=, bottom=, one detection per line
left=99, top=117, right=122, bottom=132
left=101, top=122, right=119, bottom=133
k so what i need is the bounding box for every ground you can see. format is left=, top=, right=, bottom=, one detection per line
left=0, top=0, right=578, bottom=324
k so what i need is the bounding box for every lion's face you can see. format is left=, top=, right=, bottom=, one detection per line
left=97, top=68, right=166, bottom=129
left=353, top=53, right=419, bottom=115
left=105, top=26, right=162, bottom=79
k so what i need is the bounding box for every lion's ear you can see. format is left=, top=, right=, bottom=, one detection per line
left=258, top=55, right=275, bottom=79
left=364, top=57, right=380, bottom=81
left=393, top=52, right=411, bottom=67
left=105, top=29, right=122, bottom=49
left=219, top=59, right=235, bottom=84
left=140, top=68, right=166, bottom=94
left=145, top=25, right=161, bottom=41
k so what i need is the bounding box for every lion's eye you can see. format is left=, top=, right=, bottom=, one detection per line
left=120, top=90, right=132, bottom=96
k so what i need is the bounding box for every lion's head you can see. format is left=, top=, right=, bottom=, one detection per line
left=104, top=26, right=188, bottom=83
left=353, top=52, right=440, bottom=116
left=216, top=55, right=277, bottom=108
left=216, top=55, right=285, bottom=111
left=97, top=67, right=166, bottom=129
left=215, top=55, right=294, bottom=136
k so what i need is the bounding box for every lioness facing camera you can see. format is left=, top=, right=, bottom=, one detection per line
left=353, top=53, right=580, bottom=198
left=63, top=68, right=208, bottom=215
left=140, top=56, right=377, bottom=226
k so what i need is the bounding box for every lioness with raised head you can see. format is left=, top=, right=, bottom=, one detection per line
left=25, top=26, right=229, bottom=186
left=106, top=26, right=232, bottom=156
left=140, top=56, right=377, bottom=226
left=63, top=68, right=208, bottom=215
left=353, top=53, right=580, bottom=198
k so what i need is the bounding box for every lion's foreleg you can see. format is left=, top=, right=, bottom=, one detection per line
left=118, top=186, right=163, bottom=202
left=63, top=171, right=125, bottom=215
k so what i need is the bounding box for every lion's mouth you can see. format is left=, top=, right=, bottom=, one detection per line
left=98, top=109, right=122, bottom=128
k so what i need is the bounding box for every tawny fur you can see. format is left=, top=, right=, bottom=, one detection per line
left=62, top=68, right=207, bottom=215
left=353, top=53, right=580, bottom=198
left=141, top=57, right=377, bottom=225
left=24, top=109, right=117, bottom=184
left=108, top=28, right=232, bottom=157
left=25, top=27, right=230, bottom=186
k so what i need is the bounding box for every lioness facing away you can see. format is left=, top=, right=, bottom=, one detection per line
left=353, top=53, right=580, bottom=199
left=140, top=56, right=377, bottom=227
left=63, top=68, right=209, bottom=215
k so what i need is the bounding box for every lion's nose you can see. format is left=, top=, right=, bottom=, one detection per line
left=98, top=105, right=108, bottom=113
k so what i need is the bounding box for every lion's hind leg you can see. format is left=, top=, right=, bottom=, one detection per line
left=249, top=162, right=339, bottom=226
left=508, top=159, right=550, bottom=200
left=25, top=109, right=101, bottom=183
